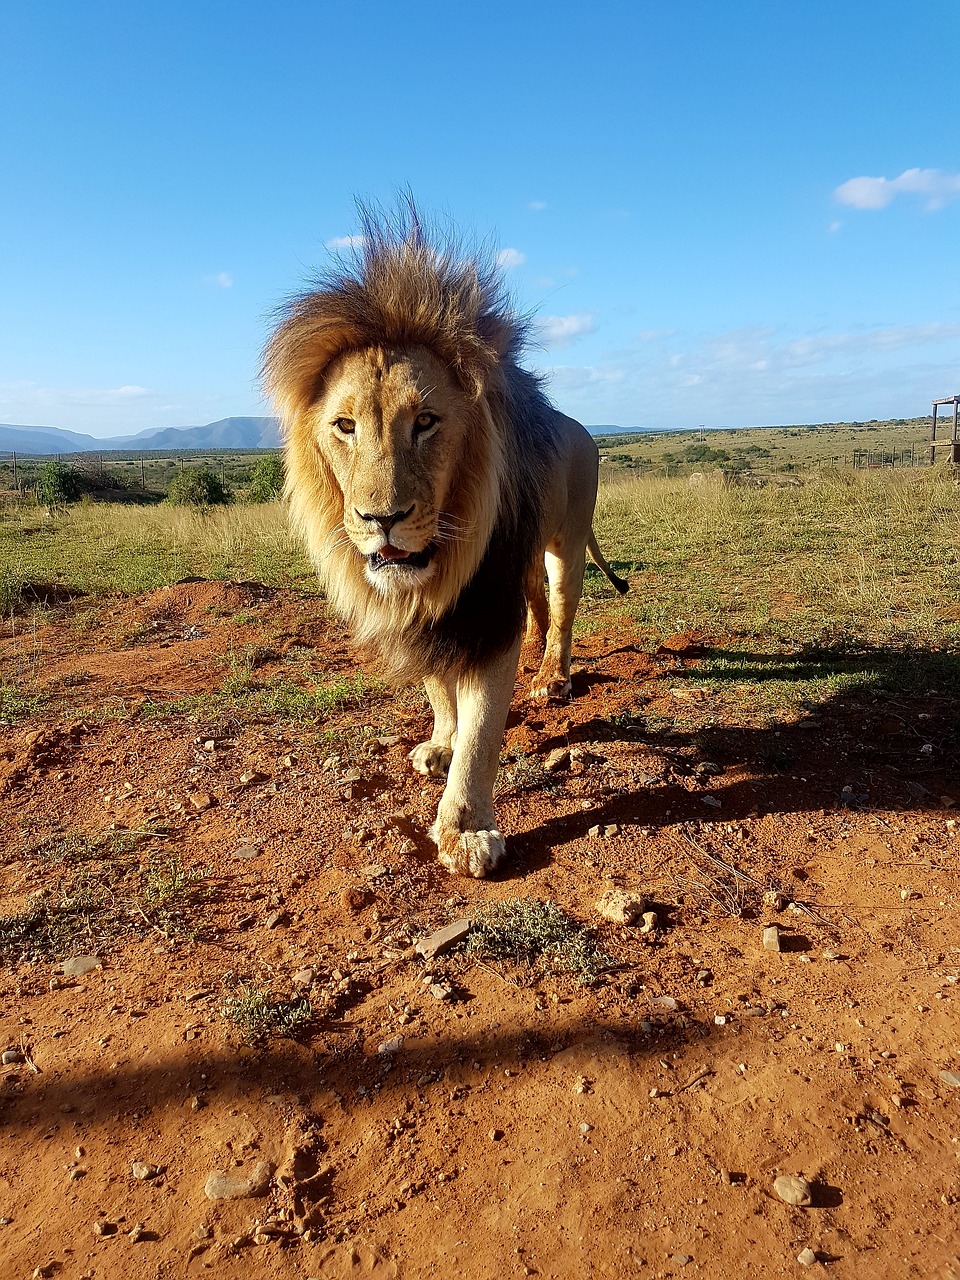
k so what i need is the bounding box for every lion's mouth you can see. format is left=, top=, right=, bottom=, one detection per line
left=367, top=544, right=436, bottom=573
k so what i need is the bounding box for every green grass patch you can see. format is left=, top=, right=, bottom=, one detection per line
left=219, top=985, right=313, bottom=1043
left=466, top=899, right=606, bottom=982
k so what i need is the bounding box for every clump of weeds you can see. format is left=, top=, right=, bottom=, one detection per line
left=466, top=898, right=606, bottom=982
left=219, top=983, right=313, bottom=1043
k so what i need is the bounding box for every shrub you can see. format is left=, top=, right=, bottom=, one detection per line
left=246, top=453, right=284, bottom=503
left=35, top=461, right=84, bottom=506
left=167, top=468, right=230, bottom=507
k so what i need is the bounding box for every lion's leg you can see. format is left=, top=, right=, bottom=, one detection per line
left=521, top=560, right=549, bottom=671
left=431, top=640, right=520, bottom=878
left=408, top=673, right=458, bottom=777
left=530, top=539, right=587, bottom=700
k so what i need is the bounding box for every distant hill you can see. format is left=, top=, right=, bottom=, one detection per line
left=0, top=417, right=281, bottom=455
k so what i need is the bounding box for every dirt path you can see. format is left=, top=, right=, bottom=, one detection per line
left=1, top=582, right=958, bottom=1279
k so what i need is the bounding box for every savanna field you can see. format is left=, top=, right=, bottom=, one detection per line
left=1, top=467, right=959, bottom=1279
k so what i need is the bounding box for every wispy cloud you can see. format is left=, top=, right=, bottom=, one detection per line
left=834, top=167, right=960, bottom=212
left=203, top=271, right=233, bottom=288
left=536, top=313, right=597, bottom=349
left=0, top=382, right=153, bottom=409
left=496, top=247, right=526, bottom=269
left=527, top=200, right=547, bottom=212
left=537, top=321, right=960, bottom=426
left=325, top=234, right=366, bottom=250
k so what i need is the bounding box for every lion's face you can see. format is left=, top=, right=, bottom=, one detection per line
left=314, top=346, right=474, bottom=594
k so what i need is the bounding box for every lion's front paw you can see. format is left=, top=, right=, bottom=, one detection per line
left=432, top=826, right=506, bottom=879
left=408, top=741, right=454, bottom=777
left=530, top=675, right=572, bottom=701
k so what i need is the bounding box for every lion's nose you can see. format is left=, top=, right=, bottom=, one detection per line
left=355, top=505, right=414, bottom=537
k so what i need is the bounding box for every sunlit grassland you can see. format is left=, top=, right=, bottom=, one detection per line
left=586, top=469, right=960, bottom=650
left=0, top=500, right=313, bottom=604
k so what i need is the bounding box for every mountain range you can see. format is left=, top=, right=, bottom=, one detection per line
left=0, top=417, right=281, bottom=455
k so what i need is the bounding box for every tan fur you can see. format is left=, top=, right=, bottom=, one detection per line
left=263, top=210, right=626, bottom=877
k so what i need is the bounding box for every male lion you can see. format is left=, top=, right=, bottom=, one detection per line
left=263, top=211, right=626, bottom=878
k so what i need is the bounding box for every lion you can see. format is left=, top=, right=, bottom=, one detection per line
left=262, top=208, right=627, bottom=878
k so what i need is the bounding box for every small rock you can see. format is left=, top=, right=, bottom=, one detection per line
left=61, top=955, right=101, bottom=977
left=264, top=910, right=287, bottom=929
left=292, top=968, right=314, bottom=987
left=671, top=1256, right=693, bottom=1267
left=639, top=911, right=658, bottom=934
left=186, top=791, right=214, bottom=812
left=604, top=823, right=620, bottom=837
left=655, top=996, right=679, bottom=1011
left=822, top=949, right=843, bottom=961
left=762, top=890, right=787, bottom=911
left=127, top=1223, right=148, bottom=1243
left=232, top=843, right=262, bottom=859
left=1, top=1048, right=23, bottom=1065
left=194, top=1224, right=213, bottom=1240
left=238, top=771, right=268, bottom=787
left=339, top=767, right=362, bottom=784
left=700, top=795, right=722, bottom=808
left=378, top=1035, right=404, bottom=1055
left=204, top=1161, right=273, bottom=1201
left=543, top=747, right=570, bottom=772
left=488, top=1129, right=504, bottom=1141
left=415, top=919, right=472, bottom=959
left=131, top=1161, right=160, bottom=1181
left=362, top=863, right=389, bottom=879
left=92, top=1220, right=117, bottom=1236
left=773, top=1174, right=814, bottom=1207
left=588, top=824, right=602, bottom=838
left=797, top=1247, right=818, bottom=1266
left=429, top=983, right=454, bottom=1001
left=594, top=889, right=646, bottom=925
left=578, top=1122, right=593, bottom=1134
left=762, top=926, right=781, bottom=953
left=378, top=734, right=401, bottom=747
left=696, top=969, right=713, bottom=985
left=939, top=1069, right=960, bottom=1089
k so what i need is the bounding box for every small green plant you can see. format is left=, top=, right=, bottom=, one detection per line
left=137, top=853, right=207, bottom=930
left=0, top=681, right=44, bottom=723
left=220, top=984, right=313, bottom=1043
left=466, top=899, right=606, bottom=982
left=167, top=468, right=231, bottom=507
left=246, top=453, right=284, bottom=503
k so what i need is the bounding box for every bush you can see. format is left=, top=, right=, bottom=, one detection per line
left=35, top=461, right=84, bottom=506
left=167, top=468, right=231, bottom=507
left=246, top=453, right=284, bottom=503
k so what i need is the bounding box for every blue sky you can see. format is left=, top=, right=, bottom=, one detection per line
left=1, top=0, right=958, bottom=435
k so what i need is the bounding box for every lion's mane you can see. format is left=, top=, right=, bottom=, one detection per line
left=262, top=207, right=559, bottom=682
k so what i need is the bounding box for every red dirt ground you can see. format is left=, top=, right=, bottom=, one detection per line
left=1, top=580, right=958, bottom=1280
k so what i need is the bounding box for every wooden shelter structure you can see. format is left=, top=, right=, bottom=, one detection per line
left=930, top=395, right=960, bottom=465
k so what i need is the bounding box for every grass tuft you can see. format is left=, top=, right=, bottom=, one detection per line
left=466, top=898, right=606, bottom=982
left=219, top=984, right=313, bottom=1043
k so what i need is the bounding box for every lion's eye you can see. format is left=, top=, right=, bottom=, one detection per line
left=414, top=411, right=439, bottom=434
left=332, top=417, right=355, bottom=436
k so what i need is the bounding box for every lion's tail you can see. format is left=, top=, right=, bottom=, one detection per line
left=587, top=530, right=629, bottom=595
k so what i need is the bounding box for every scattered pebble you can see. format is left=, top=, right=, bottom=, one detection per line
left=127, top=1222, right=148, bottom=1243
left=488, top=1129, right=504, bottom=1141
left=939, top=1070, right=960, bottom=1089
left=264, top=910, right=287, bottom=929
left=186, top=791, right=214, bottom=812
left=543, top=747, right=570, bottom=772
left=292, top=968, right=314, bottom=987
left=238, top=771, right=268, bottom=787
left=92, top=1220, right=117, bottom=1237
left=671, top=1254, right=693, bottom=1266
left=763, top=926, right=781, bottom=953
left=700, top=795, right=722, bottom=808
left=762, top=890, right=788, bottom=911
left=822, top=949, right=843, bottom=961
left=773, top=1174, right=814, bottom=1207
left=1, top=1048, right=23, bottom=1065
left=578, top=1122, right=593, bottom=1134
left=60, top=955, right=101, bottom=977
left=429, top=983, right=454, bottom=1001
left=639, top=911, right=658, bottom=934
left=131, top=1161, right=160, bottom=1181
left=203, top=1161, right=273, bottom=1201
left=378, top=1036, right=404, bottom=1055
left=232, top=843, right=262, bottom=860
left=696, top=969, right=713, bottom=985
left=415, top=919, right=472, bottom=959
left=797, top=1247, right=818, bottom=1266
left=594, top=889, right=646, bottom=925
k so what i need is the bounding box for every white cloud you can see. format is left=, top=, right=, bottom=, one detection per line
left=203, top=271, right=233, bottom=288
left=834, top=167, right=960, bottom=212
left=325, top=234, right=367, bottom=250
left=828, top=220, right=842, bottom=234
left=496, top=247, right=526, bottom=269
left=527, top=201, right=547, bottom=212
left=535, top=313, right=597, bottom=349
